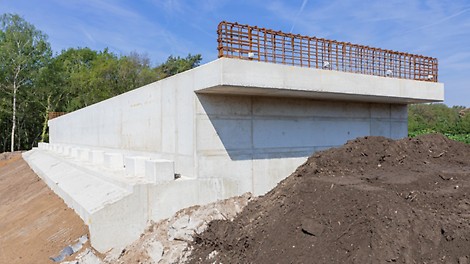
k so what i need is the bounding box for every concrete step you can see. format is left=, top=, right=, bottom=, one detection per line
left=23, top=149, right=130, bottom=220
left=23, top=149, right=148, bottom=253
left=24, top=144, right=239, bottom=253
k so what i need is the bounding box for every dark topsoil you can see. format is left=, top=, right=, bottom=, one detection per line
left=189, top=134, right=470, bottom=264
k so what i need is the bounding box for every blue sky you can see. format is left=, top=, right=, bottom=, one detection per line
left=1, top=0, right=469, bottom=106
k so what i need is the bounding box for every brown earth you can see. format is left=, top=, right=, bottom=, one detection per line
left=189, top=134, right=470, bottom=264
left=0, top=152, right=89, bottom=264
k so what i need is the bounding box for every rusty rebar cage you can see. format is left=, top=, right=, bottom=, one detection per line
left=217, top=21, right=438, bottom=82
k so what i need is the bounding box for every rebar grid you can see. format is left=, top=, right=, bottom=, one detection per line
left=217, top=21, right=438, bottom=82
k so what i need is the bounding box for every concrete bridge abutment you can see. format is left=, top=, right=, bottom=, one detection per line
left=24, top=58, right=444, bottom=252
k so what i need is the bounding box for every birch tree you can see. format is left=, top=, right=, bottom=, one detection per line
left=0, top=14, right=51, bottom=151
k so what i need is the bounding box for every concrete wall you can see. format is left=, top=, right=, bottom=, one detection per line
left=195, top=94, right=407, bottom=194
left=50, top=89, right=407, bottom=196
left=49, top=70, right=198, bottom=178
left=49, top=57, right=433, bottom=195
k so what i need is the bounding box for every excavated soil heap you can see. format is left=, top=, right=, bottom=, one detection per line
left=189, top=134, right=470, bottom=264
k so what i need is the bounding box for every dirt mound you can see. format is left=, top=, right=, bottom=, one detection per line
left=189, top=134, right=470, bottom=264
left=0, top=152, right=89, bottom=264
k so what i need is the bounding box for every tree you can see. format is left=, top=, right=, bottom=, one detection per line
left=158, top=54, right=202, bottom=78
left=0, top=14, right=51, bottom=151
left=408, top=103, right=470, bottom=144
left=0, top=13, right=202, bottom=151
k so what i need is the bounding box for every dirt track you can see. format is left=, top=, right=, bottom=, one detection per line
left=0, top=152, right=88, bottom=264
left=189, top=134, right=470, bottom=263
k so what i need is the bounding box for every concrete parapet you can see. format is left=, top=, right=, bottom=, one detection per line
left=104, top=152, right=124, bottom=170
left=145, top=159, right=175, bottom=183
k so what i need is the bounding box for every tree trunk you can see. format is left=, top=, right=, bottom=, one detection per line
left=41, top=95, right=51, bottom=142
left=10, top=85, right=17, bottom=152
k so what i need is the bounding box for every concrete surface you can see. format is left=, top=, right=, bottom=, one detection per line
left=24, top=144, right=236, bottom=252
left=29, top=58, right=444, bottom=252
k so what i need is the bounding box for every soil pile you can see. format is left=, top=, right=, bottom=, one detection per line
left=189, top=134, right=470, bottom=264
left=0, top=152, right=89, bottom=264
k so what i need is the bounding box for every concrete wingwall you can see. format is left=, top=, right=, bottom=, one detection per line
left=49, top=64, right=408, bottom=196
left=49, top=69, right=198, bottom=178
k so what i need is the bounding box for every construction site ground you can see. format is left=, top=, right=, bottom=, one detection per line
left=2, top=133, right=470, bottom=264
left=0, top=152, right=88, bottom=264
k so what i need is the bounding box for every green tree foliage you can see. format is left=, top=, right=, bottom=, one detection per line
left=0, top=13, right=202, bottom=152
left=408, top=104, right=470, bottom=144
left=0, top=13, right=52, bottom=151
left=159, top=54, right=202, bottom=77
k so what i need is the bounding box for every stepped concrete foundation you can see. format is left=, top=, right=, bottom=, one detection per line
left=23, top=58, right=444, bottom=252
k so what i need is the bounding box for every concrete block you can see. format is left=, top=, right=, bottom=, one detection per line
left=58, top=145, right=65, bottom=153
left=104, top=153, right=124, bottom=170
left=38, top=142, right=48, bottom=150
left=70, top=147, right=79, bottom=159
left=43, top=143, right=51, bottom=151
left=54, top=144, right=62, bottom=153
left=62, top=145, right=71, bottom=156
left=124, top=156, right=149, bottom=177
left=55, top=145, right=64, bottom=154
left=78, top=148, right=91, bottom=162
left=91, top=150, right=105, bottom=165
left=145, top=159, right=175, bottom=183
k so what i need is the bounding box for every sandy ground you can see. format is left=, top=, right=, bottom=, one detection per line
left=0, top=152, right=89, bottom=264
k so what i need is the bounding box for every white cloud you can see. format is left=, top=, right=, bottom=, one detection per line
left=290, top=0, right=309, bottom=33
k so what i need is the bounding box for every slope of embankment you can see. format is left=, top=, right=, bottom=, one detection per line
left=0, top=152, right=89, bottom=264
